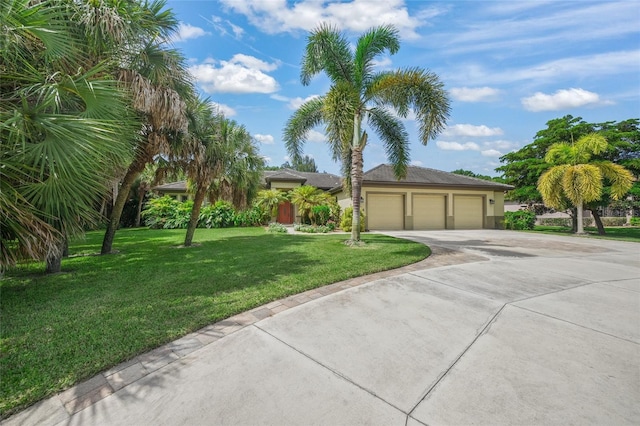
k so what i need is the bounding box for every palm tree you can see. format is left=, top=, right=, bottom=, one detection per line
left=284, top=24, right=450, bottom=241
left=289, top=185, right=331, bottom=224
left=99, top=2, right=193, bottom=254
left=1, top=0, right=138, bottom=273
left=255, top=190, right=289, bottom=223
left=538, top=134, right=633, bottom=234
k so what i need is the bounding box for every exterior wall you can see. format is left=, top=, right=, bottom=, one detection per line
left=335, top=185, right=508, bottom=230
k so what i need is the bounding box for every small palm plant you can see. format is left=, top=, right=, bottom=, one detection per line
left=289, top=185, right=332, bottom=224
left=255, top=189, right=289, bottom=223
left=537, top=133, right=633, bottom=234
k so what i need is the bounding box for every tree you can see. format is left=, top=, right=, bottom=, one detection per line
left=284, top=24, right=449, bottom=242
left=282, top=155, right=318, bottom=172
left=289, top=185, right=331, bottom=224
left=538, top=134, right=633, bottom=234
left=1, top=0, right=138, bottom=273
left=498, top=116, right=640, bottom=231
left=255, top=190, right=289, bottom=223
left=100, top=1, right=193, bottom=254
left=451, top=169, right=504, bottom=182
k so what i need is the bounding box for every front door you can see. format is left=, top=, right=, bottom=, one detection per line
left=277, top=201, right=294, bottom=224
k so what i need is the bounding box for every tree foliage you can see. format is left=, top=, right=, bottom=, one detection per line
left=281, top=155, right=319, bottom=172
left=498, top=116, right=640, bottom=204
left=537, top=133, right=633, bottom=234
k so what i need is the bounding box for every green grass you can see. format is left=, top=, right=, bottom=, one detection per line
left=529, top=226, right=640, bottom=242
left=0, top=227, right=429, bottom=417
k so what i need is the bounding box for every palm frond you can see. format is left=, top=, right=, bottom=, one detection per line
left=367, top=107, right=409, bottom=179
left=538, top=165, right=568, bottom=209
left=595, top=161, right=634, bottom=200
left=322, top=83, right=358, bottom=158
left=369, top=68, right=450, bottom=144
left=353, top=25, right=400, bottom=89
left=544, top=142, right=573, bottom=165
left=562, top=164, right=603, bottom=205
left=283, top=96, right=325, bottom=161
left=300, top=23, right=354, bottom=85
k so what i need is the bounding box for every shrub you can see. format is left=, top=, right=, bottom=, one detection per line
left=630, top=217, right=640, bottom=226
left=234, top=205, right=269, bottom=227
left=340, top=207, right=365, bottom=232
left=142, top=196, right=192, bottom=229
left=199, top=201, right=236, bottom=229
left=267, top=222, right=288, bottom=233
left=600, top=217, right=626, bottom=227
left=311, top=205, right=331, bottom=225
left=504, top=210, right=536, bottom=230
left=538, top=217, right=571, bottom=227
left=294, top=224, right=332, bottom=233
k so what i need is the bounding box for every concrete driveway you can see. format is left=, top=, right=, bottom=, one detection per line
left=5, top=230, right=639, bottom=425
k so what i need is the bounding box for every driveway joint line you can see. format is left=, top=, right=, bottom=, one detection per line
left=406, top=271, right=498, bottom=302
left=252, top=323, right=408, bottom=415
left=510, top=304, right=640, bottom=345
left=407, top=304, right=508, bottom=417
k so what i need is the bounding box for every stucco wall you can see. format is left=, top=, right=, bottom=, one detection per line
left=335, top=185, right=507, bottom=230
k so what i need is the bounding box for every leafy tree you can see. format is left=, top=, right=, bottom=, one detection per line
left=498, top=116, right=640, bottom=231
left=451, top=169, right=504, bottom=182
left=284, top=24, right=449, bottom=242
left=255, top=189, right=289, bottom=223
left=538, top=134, right=633, bottom=234
left=1, top=0, right=139, bottom=272
left=282, top=155, right=319, bottom=172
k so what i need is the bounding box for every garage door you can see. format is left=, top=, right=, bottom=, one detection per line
left=413, top=195, right=446, bottom=230
left=367, top=194, right=404, bottom=230
left=454, top=196, right=483, bottom=229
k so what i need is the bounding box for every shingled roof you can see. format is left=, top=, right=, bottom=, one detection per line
left=264, top=169, right=342, bottom=190
left=362, top=164, right=513, bottom=190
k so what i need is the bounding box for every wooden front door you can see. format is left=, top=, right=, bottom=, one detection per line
left=277, top=201, right=294, bottom=224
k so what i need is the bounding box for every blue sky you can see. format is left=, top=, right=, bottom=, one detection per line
left=166, top=0, right=639, bottom=176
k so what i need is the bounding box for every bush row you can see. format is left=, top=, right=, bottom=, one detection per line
left=142, top=196, right=269, bottom=229
left=537, top=217, right=629, bottom=227
left=504, top=210, right=536, bottom=230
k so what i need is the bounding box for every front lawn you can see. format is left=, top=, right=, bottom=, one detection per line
left=530, top=226, right=640, bottom=242
left=0, top=228, right=429, bottom=417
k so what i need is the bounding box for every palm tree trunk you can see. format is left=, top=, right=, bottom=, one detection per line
left=101, top=161, right=145, bottom=254
left=45, top=238, right=66, bottom=274
left=576, top=202, right=585, bottom=234
left=350, top=146, right=364, bottom=241
left=184, top=187, right=207, bottom=247
left=135, top=186, right=147, bottom=227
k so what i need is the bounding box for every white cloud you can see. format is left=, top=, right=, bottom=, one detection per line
left=372, top=56, right=393, bottom=69
left=481, top=149, right=502, bottom=157
left=443, top=124, right=503, bottom=137
left=210, top=102, right=236, bottom=117
left=219, top=0, right=442, bottom=39
left=521, top=88, right=604, bottom=112
left=254, top=134, right=275, bottom=144
left=209, top=15, right=245, bottom=39
left=436, top=141, right=480, bottom=151
left=450, top=87, right=500, bottom=102
left=410, top=160, right=423, bottom=166
left=189, top=54, right=280, bottom=94
left=262, top=155, right=272, bottom=163
left=307, top=130, right=326, bottom=143
left=172, top=23, right=210, bottom=42
left=271, top=94, right=320, bottom=110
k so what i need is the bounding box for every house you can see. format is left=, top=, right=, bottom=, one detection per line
left=153, top=165, right=513, bottom=230
left=334, top=165, right=513, bottom=230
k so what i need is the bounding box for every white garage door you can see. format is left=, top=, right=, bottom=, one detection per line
left=454, top=196, right=484, bottom=229
left=413, top=195, right=446, bottom=230
left=367, top=194, right=404, bottom=230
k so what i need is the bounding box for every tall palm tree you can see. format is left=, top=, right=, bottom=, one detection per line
left=212, top=122, right=265, bottom=210
left=181, top=105, right=264, bottom=247
left=1, top=0, right=138, bottom=272
left=538, top=133, right=633, bottom=234
left=284, top=24, right=449, bottom=241
left=99, top=1, right=193, bottom=254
